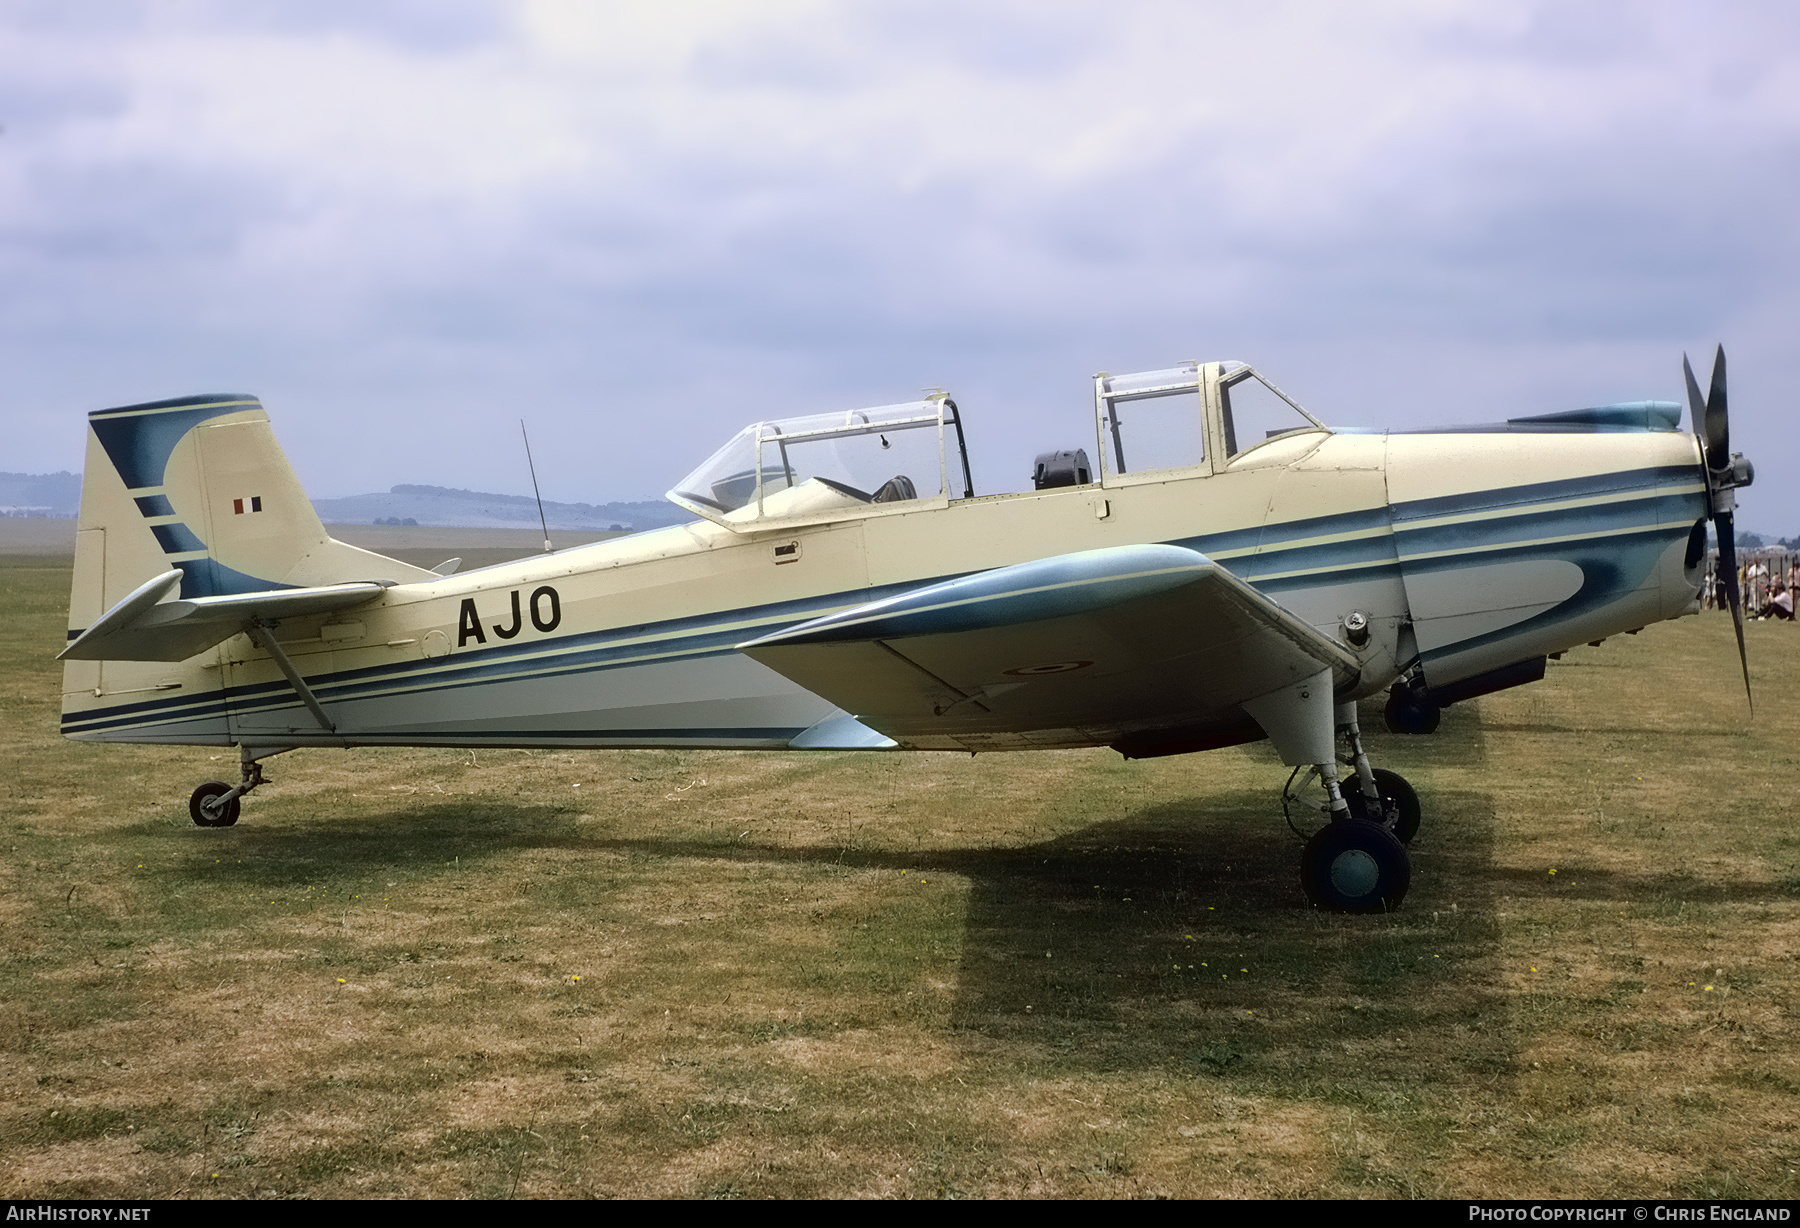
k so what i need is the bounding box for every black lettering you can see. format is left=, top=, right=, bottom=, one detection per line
left=530, top=585, right=561, bottom=633
left=457, top=597, right=487, bottom=646
left=492, top=589, right=523, bottom=639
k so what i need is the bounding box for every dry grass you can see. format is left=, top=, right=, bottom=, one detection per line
left=3, top=551, right=1798, bottom=1199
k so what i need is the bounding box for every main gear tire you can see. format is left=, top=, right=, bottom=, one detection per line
left=1342, top=768, right=1421, bottom=845
left=1301, top=819, right=1410, bottom=913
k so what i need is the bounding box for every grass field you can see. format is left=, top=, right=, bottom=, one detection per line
left=3, top=550, right=1798, bottom=1199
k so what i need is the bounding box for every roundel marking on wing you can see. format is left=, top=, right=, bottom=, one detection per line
left=1003, top=660, right=1094, bottom=677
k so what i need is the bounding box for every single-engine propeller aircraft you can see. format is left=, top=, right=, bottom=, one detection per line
left=59, top=350, right=1754, bottom=912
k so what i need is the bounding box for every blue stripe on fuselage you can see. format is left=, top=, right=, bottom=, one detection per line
left=69, top=464, right=1700, bottom=736
left=1387, top=464, right=1696, bottom=524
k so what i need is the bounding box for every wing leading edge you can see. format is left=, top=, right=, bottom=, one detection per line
left=738, top=544, right=1360, bottom=754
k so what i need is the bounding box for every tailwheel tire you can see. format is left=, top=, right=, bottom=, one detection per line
left=1343, top=768, right=1421, bottom=845
left=189, top=781, right=240, bottom=828
left=1301, top=818, right=1411, bottom=913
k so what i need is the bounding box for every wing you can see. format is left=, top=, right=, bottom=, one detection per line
left=59, top=568, right=387, bottom=663
left=738, top=544, right=1360, bottom=754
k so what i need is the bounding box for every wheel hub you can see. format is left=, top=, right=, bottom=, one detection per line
left=1329, top=849, right=1380, bottom=898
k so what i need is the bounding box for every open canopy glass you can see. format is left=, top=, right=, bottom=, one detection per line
left=1093, top=361, right=1327, bottom=482
left=668, top=397, right=974, bottom=529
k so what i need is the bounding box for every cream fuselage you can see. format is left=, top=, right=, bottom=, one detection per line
left=62, top=426, right=1707, bottom=752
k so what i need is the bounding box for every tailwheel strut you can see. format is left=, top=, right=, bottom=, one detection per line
left=188, top=745, right=289, bottom=828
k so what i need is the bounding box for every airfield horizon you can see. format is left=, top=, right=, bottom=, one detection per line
left=0, top=519, right=628, bottom=572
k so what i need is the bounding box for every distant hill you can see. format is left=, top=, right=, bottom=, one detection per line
left=0, top=472, right=689, bottom=531
left=0, top=471, right=80, bottom=517
left=311, top=485, right=693, bottom=532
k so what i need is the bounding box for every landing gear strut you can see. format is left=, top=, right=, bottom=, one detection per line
left=188, top=746, right=288, bottom=828
left=1343, top=768, right=1420, bottom=844
left=1287, top=705, right=1421, bottom=912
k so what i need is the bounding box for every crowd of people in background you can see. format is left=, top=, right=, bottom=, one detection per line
left=1705, top=549, right=1797, bottom=620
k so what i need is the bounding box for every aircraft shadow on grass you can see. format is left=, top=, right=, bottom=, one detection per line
left=169, top=768, right=1797, bottom=1085
left=167, top=786, right=1525, bottom=1078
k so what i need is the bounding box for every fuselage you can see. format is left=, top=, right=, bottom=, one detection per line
left=62, top=424, right=1708, bottom=753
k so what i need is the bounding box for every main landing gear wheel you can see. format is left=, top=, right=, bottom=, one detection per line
left=1343, top=768, right=1421, bottom=845
left=189, top=781, right=240, bottom=828
left=1301, top=819, right=1411, bottom=913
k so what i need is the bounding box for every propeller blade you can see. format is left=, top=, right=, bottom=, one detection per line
left=1683, top=352, right=1708, bottom=443
left=1687, top=347, right=1749, bottom=710
left=1715, top=512, right=1753, bottom=712
left=1705, top=344, right=1730, bottom=467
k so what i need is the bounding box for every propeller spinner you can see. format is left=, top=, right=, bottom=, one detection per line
left=1684, top=345, right=1756, bottom=709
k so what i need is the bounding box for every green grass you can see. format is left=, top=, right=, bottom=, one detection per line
left=3, top=553, right=1800, bottom=1197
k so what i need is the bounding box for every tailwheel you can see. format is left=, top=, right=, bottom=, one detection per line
left=1343, top=768, right=1421, bottom=845
left=1301, top=819, right=1410, bottom=913
left=189, top=781, right=241, bottom=828
left=186, top=748, right=280, bottom=827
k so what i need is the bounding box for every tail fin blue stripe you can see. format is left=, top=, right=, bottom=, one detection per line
left=174, top=557, right=292, bottom=599
left=88, top=396, right=258, bottom=492
left=150, top=522, right=207, bottom=554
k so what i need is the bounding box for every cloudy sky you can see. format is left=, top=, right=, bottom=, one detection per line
left=3, top=1, right=1796, bottom=529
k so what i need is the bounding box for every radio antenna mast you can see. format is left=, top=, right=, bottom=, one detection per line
left=520, top=420, right=552, bottom=554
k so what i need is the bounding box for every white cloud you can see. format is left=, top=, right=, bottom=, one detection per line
left=1, top=1, right=1796, bottom=529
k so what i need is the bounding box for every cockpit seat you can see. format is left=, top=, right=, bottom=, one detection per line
left=872, top=475, right=918, bottom=503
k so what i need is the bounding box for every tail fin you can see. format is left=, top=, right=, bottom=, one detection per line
left=68, top=393, right=433, bottom=641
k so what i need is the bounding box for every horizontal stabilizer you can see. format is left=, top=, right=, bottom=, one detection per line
left=59, top=568, right=386, bottom=662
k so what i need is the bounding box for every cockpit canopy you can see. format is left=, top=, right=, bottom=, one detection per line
left=1094, top=361, right=1326, bottom=481
left=668, top=396, right=974, bottom=530
left=665, top=361, right=1326, bottom=530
